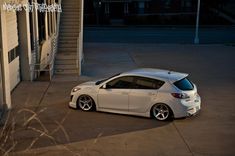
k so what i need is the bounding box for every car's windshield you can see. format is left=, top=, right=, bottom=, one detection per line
left=95, top=73, right=121, bottom=85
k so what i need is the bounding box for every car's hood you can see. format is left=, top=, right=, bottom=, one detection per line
left=78, top=81, right=97, bottom=87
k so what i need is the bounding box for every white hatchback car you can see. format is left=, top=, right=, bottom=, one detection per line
left=69, top=68, right=201, bottom=121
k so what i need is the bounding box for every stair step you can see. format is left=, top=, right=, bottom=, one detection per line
left=56, top=52, right=77, bottom=57
left=58, top=45, right=76, bottom=49
left=57, top=49, right=77, bottom=53
left=60, top=11, right=80, bottom=16
left=62, top=5, right=81, bottom=11
left=58, top=48, right=77, bottom=53
left=55, top=1, right=82, bottom=75
left=59, top=44, right=77, bottom=48
left=61, top=9, right=80, bottom=12
left=60, top=25, right=80, bottom=28
left=59, top=34, right=79, bottom=38
left=55, top=59, right=76, bottom=65
left=55, top=69, right=78, bottom=74
left=59, top=28, right=79, bottom=35
left=58, top=40, right=77, bottom=44
left=60, top=25, right=80, bottom=29
left=60, top=20, right=80, bottom=23
left=59, top=40, right=77, bottom=44
left=61, top=14, right=80, bottom=17
left=55, top=64, right=77, bottom=69
left=61, top=17, right=80, bottom=20
left=60, top=21, right=80, bottom=24
left=59, top=36, right=78, bottom=40
left=62, top=2, right=80, bottom=4
left=62, top=2, right=80, bottom=5
left=60, top=31, right=79, bottom=34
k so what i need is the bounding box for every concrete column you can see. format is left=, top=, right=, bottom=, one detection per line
left=0, top=56, right=3, bottom=107
left=0, top=13, right=4, bottom=107
left=17, top=9, right=32, bottom=81
left=78, top=0, right=84, bottom=75
left=0, top=10, right=12, bottom=109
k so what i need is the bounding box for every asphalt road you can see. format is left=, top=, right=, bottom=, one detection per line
left=84, top=26, right=235, bottom=44
left=9, top=43, right=235, bottom=156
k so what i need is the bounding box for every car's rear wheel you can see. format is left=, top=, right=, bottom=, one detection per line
left=78, top=95, right=94, bottom=111
left=152, top=104, right=171, bottom=121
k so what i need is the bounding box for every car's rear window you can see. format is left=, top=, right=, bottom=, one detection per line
left=173, top=77, right=194, bottom=91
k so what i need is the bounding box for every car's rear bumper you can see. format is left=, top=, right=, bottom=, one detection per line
left=173, top=96, right=201, bottom=118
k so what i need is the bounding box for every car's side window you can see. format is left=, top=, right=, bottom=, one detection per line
left=134, top=77, right=165, bottom=89
left=106, top=76, right=134, bottom=89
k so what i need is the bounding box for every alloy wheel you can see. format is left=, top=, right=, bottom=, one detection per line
left=78, top=95, right=93, bottom=111
left=152, top=104, right=170, bottom=121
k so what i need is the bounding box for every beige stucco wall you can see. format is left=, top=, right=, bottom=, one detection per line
left=0, top=10, right=12, bottom=108
left=9, top=56, right=20, bottom=90
left=6, top=11, right=18, bottom=51
left=0, top=0, right=27, bottom=108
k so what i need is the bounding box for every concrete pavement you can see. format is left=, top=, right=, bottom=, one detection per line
left=3, top=43, right=235, bottom=155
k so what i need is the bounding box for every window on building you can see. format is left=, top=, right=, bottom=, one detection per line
left=8, top=48, right=19, bottom=63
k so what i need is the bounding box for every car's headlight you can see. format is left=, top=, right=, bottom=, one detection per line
left=72, top=87, right=81, bottom=92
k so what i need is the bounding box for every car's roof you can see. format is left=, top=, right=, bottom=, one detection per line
left=121, top=68, right=188, bottom=83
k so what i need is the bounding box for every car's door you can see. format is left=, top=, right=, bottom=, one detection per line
left=98, top=76, right=134, bottom=111
left=129, top=77, right=165, bottom=113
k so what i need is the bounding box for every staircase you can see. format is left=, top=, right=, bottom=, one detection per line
left=55, top=0, right=81, bottom=74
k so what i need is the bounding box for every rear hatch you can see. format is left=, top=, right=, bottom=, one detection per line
left=173, top=77, right=199, bottom=102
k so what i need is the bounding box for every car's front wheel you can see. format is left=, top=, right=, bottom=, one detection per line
left=152, top=104, right=171, bottom=121
left=77, top=95, right=95, bottom=111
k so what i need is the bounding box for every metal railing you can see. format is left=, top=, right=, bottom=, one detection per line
left=30, top=0, right=62, bottom=81
left=30, top=34, right=58, bottom=80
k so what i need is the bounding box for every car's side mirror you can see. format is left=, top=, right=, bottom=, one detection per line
left=102, top=84, right=107, bottom=89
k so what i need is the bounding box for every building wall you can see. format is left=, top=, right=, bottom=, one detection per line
left=0, top=0, right=64, bottom=109
left=5, top=11, right=20, bottom=91
left=9, top=56, right=20, bottom=90
left=0, top=0, right=63, bottom=109
left=6, top=11, right=18, bottom=51
left=0, top=8, right=12, bottom=108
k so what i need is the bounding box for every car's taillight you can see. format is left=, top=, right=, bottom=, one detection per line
left=171, top=93, right=190, bottom=99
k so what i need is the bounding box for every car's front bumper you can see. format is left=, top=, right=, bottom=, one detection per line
left=69, top=93, right=78, bottom=109
left=69, top=101, right=77, bottom=108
